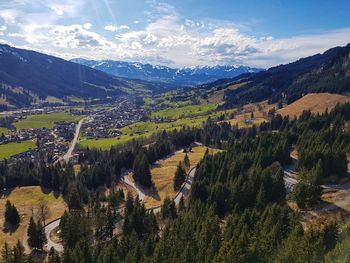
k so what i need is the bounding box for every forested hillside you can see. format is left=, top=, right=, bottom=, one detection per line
left=199, top=43, right=350, bottom=108
left=2, top=102, right=350, bottom=262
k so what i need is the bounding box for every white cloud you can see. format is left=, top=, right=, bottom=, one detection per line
left=104, top=24, right=130, bottom=32
left=47, top=0, right=84, bottom=16
left=0, top=26, right=7, bottom=31
left=1, top=0, right=349, bottom=68
left=0, top=9, right=21, bottom=24
left=83, top=23, right=92, bottom=30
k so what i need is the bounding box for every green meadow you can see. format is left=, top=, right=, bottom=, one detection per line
left=14, top=112, right=80, bottom=130
left=0, top=140, right=36, bottom=160
left=151, top=104, right=218, bottom=119
left=79, top=108, right=236, bottom=150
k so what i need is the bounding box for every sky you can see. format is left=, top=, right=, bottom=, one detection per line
left=0, top=0, right=349, bottom=68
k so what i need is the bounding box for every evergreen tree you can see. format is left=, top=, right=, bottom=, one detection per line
left=12, top=241, right=25, bottom=263
left=173, top=162, right=186, bottom=191
left=184, top=153, right=190, bottom=171
left=4, top=200, right=20, bottom=227
left=133, top=152, right=153, bottom=188
left=27, top=216, right=47, bottom=251
left=1, top=242, right=12, bottom=263
left=27, top=216, right=37, bottom=250
left=48, top=247, right=61, bottom=263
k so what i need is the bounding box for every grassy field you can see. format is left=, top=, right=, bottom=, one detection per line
left=0, top=140, right=36, bottom=160
left=223, top=116, right=268, bottom=128
left=14, top=112, right=80, bottom=130
left=79, top=108, right=236, bottom=150
left=151, top=104, right=217, bottom=119
left=141, top=146, right=222, bottom=208
left=0, top=127, right=11, bottom=135
left=0, top=186, right=67, bottom=248
left=277, top=93, right=350, bottom=118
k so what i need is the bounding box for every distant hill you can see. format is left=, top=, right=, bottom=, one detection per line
left=71, top=58, right=261, bottom=86
left=0, top=44, right=169, bottom=110
left=200, top=43, right=350, bottom=108
left=276, top=93, right=350, bottom=118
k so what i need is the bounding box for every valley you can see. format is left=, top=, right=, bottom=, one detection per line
left=0, top=13, right=350, bottom=261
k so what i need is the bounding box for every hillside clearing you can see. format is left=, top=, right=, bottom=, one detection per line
left=0, top=140, right=36, bottom=160
left=0, top=186, right=67, bottom=248
left=277, top=93, right=350, bottom=118
left=142, top=146, right=222, bottom=208
left=151, top=104, right=218, bottom=119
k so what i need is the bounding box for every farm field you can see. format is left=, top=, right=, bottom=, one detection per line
left=79, top=108, right=236, bottom=150
left=0, top=186, right=67, bottom=248
left=139, top=146, right=222, bottom=208
left=14, top=112, right=80, bottom=130
left=277, top=93, right=350, bottom=118
left=0, top=140, right=36, bottom=160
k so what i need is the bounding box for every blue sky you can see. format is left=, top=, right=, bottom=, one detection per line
left=0, top=0, right=349, bottom=68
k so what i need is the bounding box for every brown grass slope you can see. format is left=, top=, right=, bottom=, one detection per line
left=277, top=93, right=350, bottom=118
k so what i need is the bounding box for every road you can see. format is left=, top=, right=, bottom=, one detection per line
left=58, top=99, right=127, bottom=164
left=283, top=153, right=350, bottom=192
left=44, top=219, right=64, bottom=253
left=152, top=167, right=196, bottom=214
left=45, top=164, right=198, bottom=251
left=62, top=117, right=85, bottom=163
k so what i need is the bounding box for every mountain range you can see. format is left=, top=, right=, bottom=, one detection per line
left=0, top=42, right=349, bottom=111
left=198, top=43, right=350, bottom=108
left=71, top=58, right=261, bottom=86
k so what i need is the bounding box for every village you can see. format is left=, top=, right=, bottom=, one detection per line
left=81, top=99, right=147, bottom=139
left=0, top=98, right=146, bottom=163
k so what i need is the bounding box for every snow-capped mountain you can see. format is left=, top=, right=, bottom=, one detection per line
left=71, top=58, right=262, bottom=86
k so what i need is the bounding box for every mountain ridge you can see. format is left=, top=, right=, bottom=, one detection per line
left=197, top=43, right=350, bottom=107
left=0, top=44, right=173, bottom=110
left=71, top=58, right=262, bottom=86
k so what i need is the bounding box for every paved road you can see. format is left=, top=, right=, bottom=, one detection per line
left=283, top=153, right=350, bottom=192
left=121, top=171, right=146, bottom=201
left=62, top=118, right=85, bottom=163
left=44, top=219, right=64, bottom=253
left=58, top=99, right=127, bottom=164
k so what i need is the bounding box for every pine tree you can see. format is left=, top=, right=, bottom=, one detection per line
left=1, top=242, right=12, bottom=263
left=178, top=196, right=185, bottom=212
left=4, top=200, right=20, bottom=227
left=133, top=152, right=153, bottom=188
left=184, top=154, right=190, bottom=171
left=27, top=216, right=47, bottom=251
left=27, top=216, right=37, bottom=250
left=12, top=241, right=25, bottom=263
left=173, top=162, right=186, bottom=191
left=36, top=220, right=47, bottom=250
left=48, top=247, right=61, bottom=263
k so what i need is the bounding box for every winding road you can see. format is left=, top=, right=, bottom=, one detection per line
left=44, top=164, right=197, bottom=252
left=44, top=219, right=64, bottom=253
left=283, top=152, right=350, bottom=192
